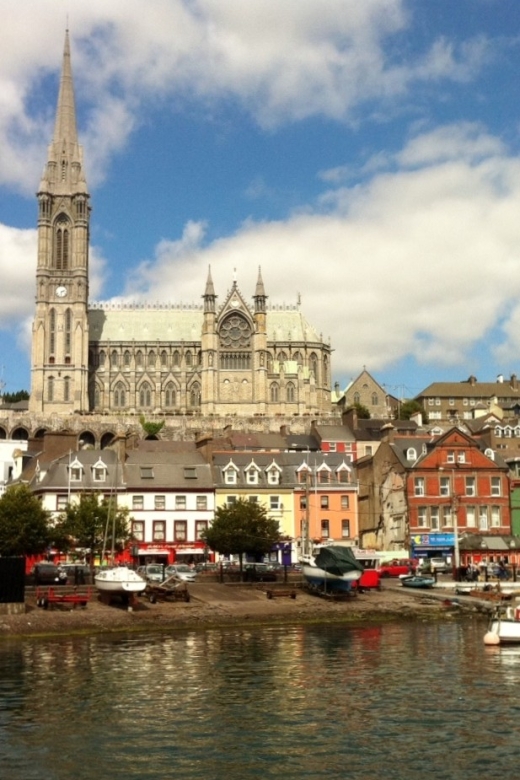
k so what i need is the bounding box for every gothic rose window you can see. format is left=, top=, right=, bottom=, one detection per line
left=219, top=315, right=252, bottom=349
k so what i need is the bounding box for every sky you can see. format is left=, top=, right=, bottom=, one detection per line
left=2, top=0, right=520, bottom=400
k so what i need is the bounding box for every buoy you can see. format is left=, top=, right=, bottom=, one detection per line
left=484, top=631, right=500, bottom=645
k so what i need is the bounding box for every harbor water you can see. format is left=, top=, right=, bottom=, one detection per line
left=1, top=618, right=519, bottom=779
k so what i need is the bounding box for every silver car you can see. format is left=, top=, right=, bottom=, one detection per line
left=164, top=564, right=197, bottom=582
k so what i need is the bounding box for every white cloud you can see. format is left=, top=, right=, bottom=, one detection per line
left=0, top=0, right=489, bottom=191
left=122, top=124, right=520, bottom=380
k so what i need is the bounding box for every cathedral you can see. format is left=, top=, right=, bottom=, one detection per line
left=30, top=34, right=332, bottom=419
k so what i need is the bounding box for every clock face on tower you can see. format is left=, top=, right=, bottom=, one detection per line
left=56, top=285, right=68, bottom=298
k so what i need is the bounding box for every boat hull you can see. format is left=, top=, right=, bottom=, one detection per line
left=487, top=618, right=520, bottom=644
left=95, top=567, right=147, bottom=594
left=302, top=564, right=361, bottom=593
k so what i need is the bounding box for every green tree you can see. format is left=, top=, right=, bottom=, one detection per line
left=54, top=494, right=133, bottom=566
left=0, top=390, right=30, bottom=403
left=396, top=399, right=428, bottom=422
left=0, top=484, right=52, bottom=556
left=139, top=416, right=165, bottom=438
left=346, top=402, right=370, bottom=419
left=202, top=499, right=281, bottom=575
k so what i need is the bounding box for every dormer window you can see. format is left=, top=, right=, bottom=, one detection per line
left=245, top=462, right=260, bottom=485
left=92, top=458, right=107, bottom=483
left=336, top=463, right=351, bottom=483
left=69, top=457, right=83, bottom=482
left=223, top=461, right=239, bottom=485
left=266, top=462, right=282, bottom=485
left=406, top=448, right=417, bottom=461
left=297, top=464, right=311, bottom=484
left=317, top=465, right=331, bottom=484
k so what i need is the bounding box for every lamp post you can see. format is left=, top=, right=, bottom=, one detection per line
left=440, top=466, right=460, bottom=577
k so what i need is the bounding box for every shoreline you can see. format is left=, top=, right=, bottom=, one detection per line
left=0, top=580, right=485, bottom=641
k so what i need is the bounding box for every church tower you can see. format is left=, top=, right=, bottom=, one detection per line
left=30, top=31, right=90, bottom=414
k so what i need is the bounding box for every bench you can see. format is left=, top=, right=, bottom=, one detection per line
left=265, top=589, right=297, bottom=600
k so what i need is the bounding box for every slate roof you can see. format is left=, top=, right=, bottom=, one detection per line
left=123, top=450, right=213, bottom=490
left=88, top=306, right=322, bottom=344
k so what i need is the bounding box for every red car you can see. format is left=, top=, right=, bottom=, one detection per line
left=377, top=559, right=417, bottom=578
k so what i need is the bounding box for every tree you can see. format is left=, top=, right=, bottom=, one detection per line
left=0, top=484, right=52, bottom=556
left=346, top=402, right=370, bottom=419
left=202, top=499, right=281, bottom=574
left=139, top=416, right=165, bottom=438
left=0, top=390, right=30, bottom=403
left=53, top=494, right=133, bottom=566
left=396, top=399, right=428, bottom=422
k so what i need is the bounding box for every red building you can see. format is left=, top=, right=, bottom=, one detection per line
left=407, top=428, right=511, bottom=564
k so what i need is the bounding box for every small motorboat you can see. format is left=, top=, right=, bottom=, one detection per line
left=400, top=574, right=436, bottom=589
left=484, top=605, right=520, bottom=645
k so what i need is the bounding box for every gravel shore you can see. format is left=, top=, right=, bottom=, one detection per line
left=0, top=579, right=476, bottom=640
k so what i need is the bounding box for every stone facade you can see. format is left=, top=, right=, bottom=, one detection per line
left=29, top=34, right=333, bottom=420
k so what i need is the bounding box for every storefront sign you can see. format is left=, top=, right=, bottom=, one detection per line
left=411, top=533, right=455, bottom=548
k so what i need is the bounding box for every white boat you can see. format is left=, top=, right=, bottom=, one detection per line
left=484, top=606, right=520, bottom=645
left=95, top=566, right=147, bottom=594
left=302, top=546, right=363, bottom=594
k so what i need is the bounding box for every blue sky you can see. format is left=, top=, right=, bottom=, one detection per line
left=2, top=0, right=520, bottom=400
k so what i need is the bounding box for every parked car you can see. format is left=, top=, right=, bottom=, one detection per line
left=136, top=564, right=164, bottom=583
left=421, top=557, right=451, bottom=574
left=164, top=564, right=197, bottom=582
left=377, top=559, right=417, bottom=578
left=32, top=562, right=68, bottom=586
left=59, top=563, right=92, bottom=584
left=243, top=563, right=277, bottom=582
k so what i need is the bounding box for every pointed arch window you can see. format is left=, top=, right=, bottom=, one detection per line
left=148, top=350, right=156, bottom=368
left=99, top=351, right=106, bottom=368
left=114, top=382, right=126, bottom=408
left=139, top=382, right=152, bottom=408
left=353, top=392, right=360, bottom=404
left=161, top=350, right=168, bottom=367
left=293, top=351, right=303, bottom=366
left=54, top=214, right=71, bottom=270
left=310, top=353, right=318, bottom=381
left=270, top=383, right=279, bottom=402
left=64, top=309, right=72, bottom=354
left=190, top=382, right=201, bottom=407
left=111, top=350, right=118, bottom=368
left=135, top=350, right=143, bottom=368
left=267, top=353, right=273, bottom=372
left=124, top=350, right=131, bottom=367
left=48, top=376, right=55, bottom=402
left=277, top=351, right=288, bottom=363
left=371, top=393, right=378, bottom=406
left=286, top=382, right=295, bottom=402
left=165, top=383, right=176, bottom=408
left=185, top=351, right=192, bottom=367
left=63, top=376, right=71, bottom=402
left=173, top=351, right=180, bottom=367
left=49, top=309, right=56, bottom=356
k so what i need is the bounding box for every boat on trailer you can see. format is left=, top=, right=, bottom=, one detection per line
left=302, top=546, right=364, bottom=594
left=95, top=566, right=147, bottom=595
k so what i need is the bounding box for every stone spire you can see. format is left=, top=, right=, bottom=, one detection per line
left=254, top=266, right=267, bottom=312
left=203, top=266, right=216, bottom=312
left=53, top=30, right=78, bottom=147
left=40, top=30, right=87, bottom=195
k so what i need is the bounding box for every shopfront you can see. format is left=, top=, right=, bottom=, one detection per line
left=410, top=533, right=455, bottom=565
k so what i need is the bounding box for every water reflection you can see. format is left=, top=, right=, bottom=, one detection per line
left=2, top=619, right=520, bottom=779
